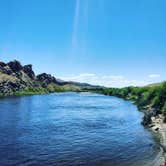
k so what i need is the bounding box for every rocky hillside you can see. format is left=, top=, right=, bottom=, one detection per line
left=0, top=60, right=103, bottom=97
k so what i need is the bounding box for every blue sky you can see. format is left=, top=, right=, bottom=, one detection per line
left=0, top=0, right=166, bottom=87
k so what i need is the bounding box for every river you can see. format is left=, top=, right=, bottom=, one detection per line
left=0, top=92, right=161, bottom=166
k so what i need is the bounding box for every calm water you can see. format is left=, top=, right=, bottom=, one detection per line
left=0, top=92, right=161, bottom=166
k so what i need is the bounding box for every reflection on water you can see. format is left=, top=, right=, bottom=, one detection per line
left=0, top=92, right=161, bottom=166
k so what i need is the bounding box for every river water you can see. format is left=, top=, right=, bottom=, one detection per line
left=0, top=92, right=161, bottom=166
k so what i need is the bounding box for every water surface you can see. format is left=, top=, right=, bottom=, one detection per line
left=0, top=92, right=160, bottom=166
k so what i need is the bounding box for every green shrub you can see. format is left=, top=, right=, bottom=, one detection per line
left=162, top=102, right=166, bottom=115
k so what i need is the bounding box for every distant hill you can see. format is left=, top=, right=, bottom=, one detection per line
left=146, top=82, right=163, bottom=87
left=0, top=60, right=103, bottom=97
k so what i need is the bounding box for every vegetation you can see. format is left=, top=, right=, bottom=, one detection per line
left=1, top=60, right=166, bottom=119
left=0, top=72, right=18, bottom=83
left=47, top=83, right=64, bottom=92
left=10, top=84, right=83, bottom=97
left=162, top=102, right=166, bottom=115
left=22, top=81, right=164, bottom=117
left=14, top=87, right=48, bottom=96
left=101, top=82, right=166, bottom=115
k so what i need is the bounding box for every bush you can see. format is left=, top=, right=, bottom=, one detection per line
left=162, top=102, right=166, bottom=115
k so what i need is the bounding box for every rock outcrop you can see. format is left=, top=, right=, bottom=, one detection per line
left=0, top=61, right=13, bottom=75
left=7, top=60, right=23, bottom=73
left=23, top=65, right=35, bottom=79
left=0, top=60, right=55, bottom=96
left=0, top=60, right=103, bottom=96
left=37, top=73, right=57, bottom=85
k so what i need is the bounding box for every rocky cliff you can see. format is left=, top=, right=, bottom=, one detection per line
left=0, top=60, right=103, bottom=96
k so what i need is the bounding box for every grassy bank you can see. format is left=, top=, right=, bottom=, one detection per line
left=101, top=82, right=166, bottom=117
left=2, top=81, right=166, bottom=116
left=98, top=82, right=166, bottom=128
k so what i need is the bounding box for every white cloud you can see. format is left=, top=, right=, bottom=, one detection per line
left=79, top=73, right=96, bottom=77
left=62, top=73, right=96, bottom=82
left=148, top=74, right=160, bottom=78
left=61, top=74, right=152, bottom=88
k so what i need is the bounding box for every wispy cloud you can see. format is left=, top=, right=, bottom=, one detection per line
left=71, top=0, right=80, bottom=54
left=148, top=74, right=160, bottom=78
left=71, top=0, right=89, bottom=56
left=61, top=74, right=151, bottom=87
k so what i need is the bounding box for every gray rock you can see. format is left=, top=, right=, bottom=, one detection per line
left=23, top=65, right=35, bottom=79
left=7, top=60, right=23, bottom=72
left=36, top=73, right=57, bottom=85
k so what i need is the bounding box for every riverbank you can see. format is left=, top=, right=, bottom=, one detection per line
left=146, top=114, right=166, bottom=166
left=129, top=103, right=166, bottom=165
left=101, top=82, right=166, bottom=165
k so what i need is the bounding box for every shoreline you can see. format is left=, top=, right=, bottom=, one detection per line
left=115, top=98, right=166, bottom=166
left=145, top=114, right=166, bottom=166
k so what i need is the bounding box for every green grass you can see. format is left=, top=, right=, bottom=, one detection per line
left=14, top=89, right=47, bottom=96
left=13, top=83, right=82, bottom=97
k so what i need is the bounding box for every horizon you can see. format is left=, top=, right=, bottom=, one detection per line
left=1, top=0, right=166, bottom=87
left=0, top=59, right=163, bottom=88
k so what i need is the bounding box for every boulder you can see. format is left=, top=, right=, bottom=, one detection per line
left=142, top=113, right=152, bottom=126
left=152, top=125, right=160, bottom=131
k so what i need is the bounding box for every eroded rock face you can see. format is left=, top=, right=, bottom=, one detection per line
left=36, top=73, right=57, bottom=85
left=7, top=60, right=23, bottom=72
left=141, top=108, right=159, bottom=126
left=0, top=80, right=26, bottom=96
left=0, top=60, right=60, bottom=96
left=0, top=60, right=36, bottom=95
left=0, top=62, right=6, bottom=67
left=0, top=65, right=13, bottom=75
left=23, top=65, right=35, bottom=79
left=142, top=113, right=152, bottom=126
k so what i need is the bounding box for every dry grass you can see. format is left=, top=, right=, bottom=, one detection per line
left=0, top=72, right=18, bottom=83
